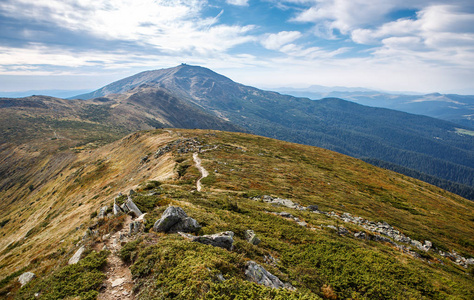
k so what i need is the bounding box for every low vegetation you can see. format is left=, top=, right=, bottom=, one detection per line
left=0, top=129, right=473, bottom=299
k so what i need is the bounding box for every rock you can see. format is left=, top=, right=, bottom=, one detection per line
left=411, top=240, right=423, bottom=250
left=129, top=219, right=144, bottom=235
left=18, top=272, right=35, bottom=287
left=354, top=232, right=367, bottom=239
left=113, top=203, right=123, bottom=216
left=169, top=217, right=201, bottom=233
left=245, top=230, right=261, bottom=245
left=125, top=197, right=143, bottom=218
left=68, top=246, right=85, bottom=264
left=297, top=221, right=308, bottom=227
left=338, top=227, right=349, bottom=235
left=372, top=235, right=392, bottom=244
left=111, top=278, right=125, bottom=287
left=424, top=240, right=432, bottom=250
left=217, top=273, right=225, bottom=282
left=180, top=231, right=234, bottom=250
left=129, top=189, right=136, bottom=196
left=306, top=205, right=319, bottom=211
left=245, top=261, right=290, bottom=289
left=120, top=203, right=130, bottom=213
left=153, top=206, right=200, bottom=233
left=98, top=206, right=108, bottom=219
left=279, top=212, right=293, bottom=218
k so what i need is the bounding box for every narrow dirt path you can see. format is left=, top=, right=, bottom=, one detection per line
left=98, top=215, right=135, bottom=300
left=193, top=152, right=209, bottom=192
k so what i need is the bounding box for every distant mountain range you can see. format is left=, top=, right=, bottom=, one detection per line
left=275, top=87, right=474, bottom=129
left=0, top=89, right=91, bottom=99
left=70, top=64, right=474, bottom=198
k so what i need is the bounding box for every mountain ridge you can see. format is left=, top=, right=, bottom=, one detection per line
left=0, top=129, right=473, bottom=299
left=73, top=65, right=474, bottom=192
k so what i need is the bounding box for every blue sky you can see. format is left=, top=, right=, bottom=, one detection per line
left=0, top=0, right=473, bottom=94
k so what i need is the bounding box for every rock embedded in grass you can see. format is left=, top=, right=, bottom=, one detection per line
left=153, top=206, right=201, bottom=233
left=179, top=231, right=234, bottom=250
left=18, top=272, right=35, bottom=287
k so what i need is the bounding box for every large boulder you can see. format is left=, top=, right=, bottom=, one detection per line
left=153, top=206, right=200, bottom=233
left=180, top=231, right=234, bottom=250
left=68, top=246, right=85, bottom=265
left=245, top=261, right=291, bottom=289
left=18, top=272, right=35, bottom=287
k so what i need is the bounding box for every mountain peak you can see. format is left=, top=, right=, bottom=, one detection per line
left=73, top=64, right=233, bottom=100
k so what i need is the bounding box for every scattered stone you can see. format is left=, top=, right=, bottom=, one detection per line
left=245, top=230, right=261, bottom=245
left=180, top=231, right=234, bottom=250
left=111, top=278, right=125, bottom=287
left=297, top=221, right=308, bottom=227
left=18, top=272, right=35, bottom=287
left=354, top=232, right=367, bottom=239
left=245, top=261, right=291, bottom=289
left=217, top=273, right=225, bottom=282
left=68, top=246, right=85, bottom=264
left=140, top=155, right=149, bottom=164
left=338, top=227, right=349, bottom=235
left=129, top=214, right=146, bottom=235
left=306, top=205, right=319, bottom=212
left=253, top=195, right=303, bottom=210
left=98, top=206, right=108, bottom=219
left=153, top=206, right=200, bottom=233
left=264, top=254, right=279, bottom=266
left=279, top=212, right=293, bottom=218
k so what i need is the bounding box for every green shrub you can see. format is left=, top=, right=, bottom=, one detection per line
left=16, top=250, right=108, bottom=300
left=119, top=239, right=142, bottom=264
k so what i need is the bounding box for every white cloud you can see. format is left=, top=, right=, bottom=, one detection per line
left=226, top=0, right=249, bottom=6
left=0, top=0, right=255, bottom=55
left=261, top=31, right=302, bottom=50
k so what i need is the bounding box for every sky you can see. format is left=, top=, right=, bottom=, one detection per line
left=0, top=0, right=473, bottom=94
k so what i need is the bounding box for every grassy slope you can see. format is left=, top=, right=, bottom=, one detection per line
left=0, top=129, right=473, bottom=299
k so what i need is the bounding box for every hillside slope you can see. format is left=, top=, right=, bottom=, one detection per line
left=276, top=89, right=474, bottom=129
left=1, top=129, right=473, bottom=299
left=0, top=91, right=240, bottom=197
left=73, top=65, right=474, bottom=191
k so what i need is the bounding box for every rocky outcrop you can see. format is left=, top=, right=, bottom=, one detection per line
left=153, top=206, right=201, bottom=233
left=179, top=231, right=234, bottom=250
left=18, top=272, right=35, bottom=287
left=245, top=261, right=292, bottom=289
left=245, top=230, right=261, bottom=245
left=68, top=246, right=85, bottom=265
left=113, top=194, right=143, bottom=218
left=125, top=196, right=142, bottom=218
